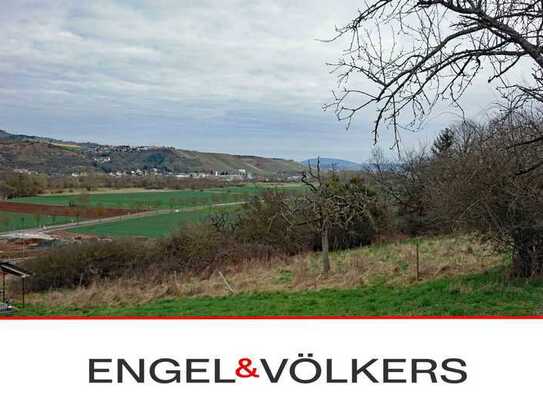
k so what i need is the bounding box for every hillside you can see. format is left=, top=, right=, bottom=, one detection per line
left=0, top=129, right=303, bottom=176
left=22, top=235, right=539, bottom=316
left=0, top=138, right=94, bottom=174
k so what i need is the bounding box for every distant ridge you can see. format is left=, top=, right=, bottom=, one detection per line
left=300, top=157, right=366, bottom=171
left=0, top=129, right=304, bottom=176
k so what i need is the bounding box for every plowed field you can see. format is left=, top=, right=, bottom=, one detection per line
left=0, top=201, right=137, bottom=219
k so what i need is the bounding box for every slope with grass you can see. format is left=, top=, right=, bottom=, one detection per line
left=17, top=235, right=543, bottom=316
left=18, top=267, right=543, bottom=316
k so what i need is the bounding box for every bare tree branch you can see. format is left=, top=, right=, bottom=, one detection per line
left=325, top=1, right=543, bottom=145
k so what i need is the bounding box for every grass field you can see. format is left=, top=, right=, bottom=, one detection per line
left=11, top=184, right=300, bottom=210
left=0, top=211, right=74, bottom=233
left=18, top=267, right=543, bottom=316
left=71, top=205, right=238, bottom=237
left=2, top=183, right=303, bottom=236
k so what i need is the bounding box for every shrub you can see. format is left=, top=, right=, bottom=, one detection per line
left=160, top=222, right=282, bottom=276
left=23, top=239, right=151, bottom=291
left=158, top=223, right=225, bottom=274
left=227, top=191, right=312, bottom=255
left=24, top=221, right=285, bottom=292
left=315, top=175, right=386, bottom=251
left=226, top=180, right=386, bottom=255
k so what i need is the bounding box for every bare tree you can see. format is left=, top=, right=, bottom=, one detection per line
left=289, top=159, right=379, bottom=274
left=326, top=1, right=543, bottom=146
left=301, top=161, right=333, bottom=274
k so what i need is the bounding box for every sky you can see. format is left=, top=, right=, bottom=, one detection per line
left=0, top=0, right=506, bottom=162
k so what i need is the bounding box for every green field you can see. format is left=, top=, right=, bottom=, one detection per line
left=18, top=267, right=543, bottom=316
left=71, top=206, right=238, bottom=237
left=5, top=183, right=301, bottom=237
left=0, top=211, right=74, bottom=233
left=11, top=184, right=299, bottom=210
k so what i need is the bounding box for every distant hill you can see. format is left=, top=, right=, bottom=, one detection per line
left=0, top=129, right=303, bottom=176
left=301, top=157, right=367, bottom=171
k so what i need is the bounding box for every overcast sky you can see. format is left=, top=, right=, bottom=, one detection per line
left=0, top=0, right=503, bottom=162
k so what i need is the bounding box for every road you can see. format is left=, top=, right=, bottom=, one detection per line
left=0, top=201, right=246, bottom=237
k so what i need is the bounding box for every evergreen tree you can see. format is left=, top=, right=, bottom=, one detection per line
left=432, top=128, right=454, bottom=156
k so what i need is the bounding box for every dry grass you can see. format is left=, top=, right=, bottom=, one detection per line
left=28, top=234, right=503, bottom=308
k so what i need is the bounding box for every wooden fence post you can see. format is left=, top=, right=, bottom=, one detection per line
left=416, top=239, right=420, bottom=281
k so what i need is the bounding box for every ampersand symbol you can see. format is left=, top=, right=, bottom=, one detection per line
left=235, top=358, right=260, bottom=378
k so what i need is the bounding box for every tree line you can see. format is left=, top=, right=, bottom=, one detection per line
left=0, top=171, right=243, bottom=199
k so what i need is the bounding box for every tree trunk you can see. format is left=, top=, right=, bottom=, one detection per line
left=321, top=224, right=331, bottom=275
left=511, top=233, right=543, bottom=278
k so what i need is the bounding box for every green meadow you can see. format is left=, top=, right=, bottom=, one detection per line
left=71, top=206, right=238, bottom=237
left=19, top=267, right=543, bottom=316
left=11, top=184, right=299, bottom=210
left=5, top=183, right=302, bottom=237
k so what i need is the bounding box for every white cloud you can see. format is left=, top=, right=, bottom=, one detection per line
left=0, top=0, right=528, bottom=161
left=1, top=1, right=354, bottom=110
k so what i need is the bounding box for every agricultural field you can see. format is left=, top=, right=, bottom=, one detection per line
left=0, top=200, right=133, bottom=219
left=71, top=205, right=239, bottom=237
left=2, top=183, right=302, bottom=237
left=0, top=211, right=73, bottom=233
left=10, top=183, right=299, bottom=210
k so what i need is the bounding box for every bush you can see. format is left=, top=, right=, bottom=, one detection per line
left=158, top=223, right=225, bottom=274
left=228, top=191, right=311, bottom=255
left=160, top=222, right=282, bottom=275
left=24, top=239, right=151, bottom=291
left=224, top=180, right=386, bottom=255
left=316, top=175, right=386, bottom=251
left=24, top=223, right=283, bottom=292
left=371, top=149, right=438, bottom=235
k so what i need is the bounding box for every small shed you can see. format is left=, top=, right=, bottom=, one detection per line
left=0, top=262, right=31, bottom=309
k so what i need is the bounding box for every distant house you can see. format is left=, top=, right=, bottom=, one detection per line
left=13, top=168, right=33, bottom=175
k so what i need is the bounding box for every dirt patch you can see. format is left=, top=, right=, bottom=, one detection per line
left=0, top=201, right=139, bottom=219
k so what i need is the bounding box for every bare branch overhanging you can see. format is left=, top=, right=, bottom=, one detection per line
left=324, top=1, right=543, bottom=146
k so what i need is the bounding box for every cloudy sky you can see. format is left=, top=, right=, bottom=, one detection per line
left=0, top=0, right=501, bottom=161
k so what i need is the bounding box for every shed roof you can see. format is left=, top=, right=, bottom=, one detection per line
left=0, top=262, right=31, bottom=278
